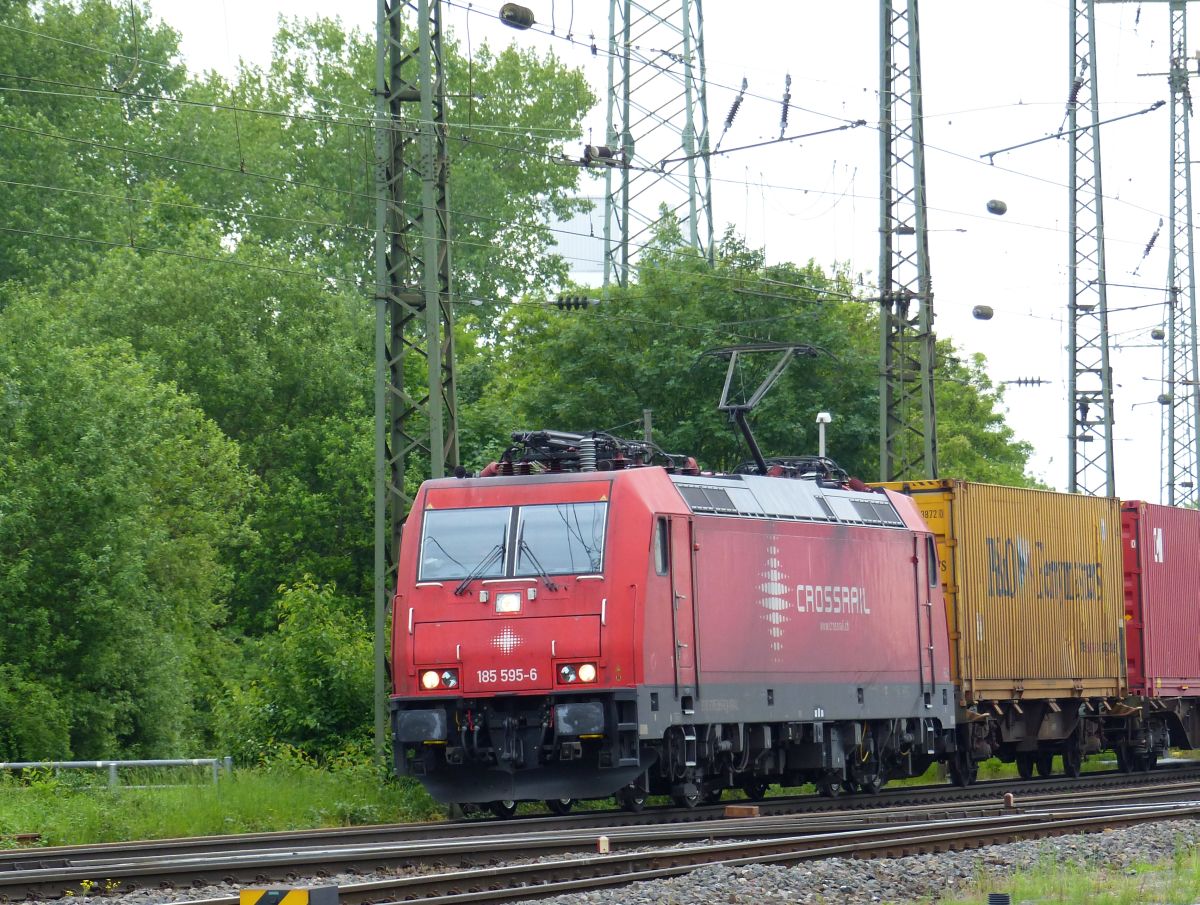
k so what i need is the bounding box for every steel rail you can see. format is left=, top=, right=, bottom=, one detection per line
left=169, top=801, right=1200, bottom=905
left=6, top=780, right=1200, bottom=901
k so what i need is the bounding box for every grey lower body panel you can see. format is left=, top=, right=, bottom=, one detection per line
left=635, top=679, right=956, bottom=737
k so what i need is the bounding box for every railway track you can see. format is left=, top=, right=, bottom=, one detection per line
left=175, top=800, right=1200, bottom=905
left=9, top=767, right=1200, bottom=901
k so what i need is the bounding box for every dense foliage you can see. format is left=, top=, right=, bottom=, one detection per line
left=0, top=0, right=1037, bottom=763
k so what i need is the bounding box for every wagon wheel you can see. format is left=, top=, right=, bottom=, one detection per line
left=544, top=798, right=574, bottom=815
left=740, top=778, right=770, bottom=801
left=817, top=774, right=843, bottom=798
left=489, top=799, right=518, bottom=819
left=1115, top=746, right=1133, bottom=773
left=1133, top=749, right=1158, bottom=773
left=1061, top=745, right=1083, bottom=778
left=948, top=749, right=977, bottom=787
left=673, top=787, right=702, bottom=809
left=616, top=786, right=646, bottom=812
left=1015, top=753, right=1035, bottom=781
left=703, top=787, right=724, bottom=805
left=1034, top=753, right=1055, bottom=777
left=856, top=774, right=884, bottom=795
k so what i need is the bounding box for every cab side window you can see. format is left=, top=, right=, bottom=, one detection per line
left=654, top=518, right=669, bottom=576
left=926, top=536, right=939, bottom=586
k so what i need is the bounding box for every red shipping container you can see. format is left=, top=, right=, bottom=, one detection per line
left=1122, top=501, right=1200, bottom=697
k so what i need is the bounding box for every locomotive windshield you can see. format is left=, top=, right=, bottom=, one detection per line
left=419, top=501, right=607, bottom=581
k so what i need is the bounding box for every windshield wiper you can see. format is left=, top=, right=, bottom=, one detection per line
left=518, top=538, right=560, bottom=591
left=454, top=542, right=505, bottom=596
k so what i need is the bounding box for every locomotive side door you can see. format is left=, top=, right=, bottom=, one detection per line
left=668, top=515, right=697, bottom=698
left=914, top=534, right=937, bottom=707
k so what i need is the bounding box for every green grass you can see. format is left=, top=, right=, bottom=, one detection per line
left=939, top=844, right=1200, bottom=905
left=0, top=750, right=1155, bottom=847
left=0, top=757, right=443, bottom=847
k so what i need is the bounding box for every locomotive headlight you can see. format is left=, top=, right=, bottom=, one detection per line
left=577, top=663, right=597, bottom=683
left=420, top=669, right=441, bottom=690
left=559, top=664, right=577, bottom=683
left=440, top=669, right=459, bottom=689
left=495, top=592, right=522, bottom=614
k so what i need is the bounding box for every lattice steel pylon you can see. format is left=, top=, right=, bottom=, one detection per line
left=1161, top=0, right=1200, bottom=506
left=604, top=0, right=713, bottom=287
left=878, top=0, right=937, bottom=481
left=373, top=0, right=459, bottom=758
left=1066, top=0, right=1115, bottom=496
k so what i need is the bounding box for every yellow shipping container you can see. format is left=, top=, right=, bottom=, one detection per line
left=876, top=479, right=1126, bottom=703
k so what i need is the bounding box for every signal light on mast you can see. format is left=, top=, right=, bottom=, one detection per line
left=555, top=294, right=596, bottom=311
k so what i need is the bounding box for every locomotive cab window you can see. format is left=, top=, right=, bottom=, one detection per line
left=419, top=501, right=608, bottom=581
left=516, top=502, right=607, bottom=576
left=654, top=517, right=668, bottom=575
left=419, top=506, right=511, bottom=581
left=926, top=536, right=939, bottom=587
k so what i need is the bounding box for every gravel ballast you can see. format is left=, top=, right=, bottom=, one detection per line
left=22, top=818, right=1200, bottom=905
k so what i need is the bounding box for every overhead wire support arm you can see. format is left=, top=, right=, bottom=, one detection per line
left=978, top=100, right=1165, bottom=163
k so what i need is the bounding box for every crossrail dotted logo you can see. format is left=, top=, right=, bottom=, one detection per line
left=492, top=626, right=522, bottom=655
left=757, top=544, right=791, bottom=659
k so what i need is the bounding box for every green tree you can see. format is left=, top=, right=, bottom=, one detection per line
left=936, top=350, right=1039, bottom=485
left=214, top=579, right=373, bottom=763
left=480, top=228, right=1039, bottom=485
left=0, top=0, right=187, bottom=287
left=0, top=296, right=251, bottom=757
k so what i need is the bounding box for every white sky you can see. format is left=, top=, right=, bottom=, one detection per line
left=148, top=0, right=1190, bottom=501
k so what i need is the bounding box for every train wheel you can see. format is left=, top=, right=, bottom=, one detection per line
left=857, top=775, right=884, bottom=795
left=1133, top=750, right=1157, bottom=773
left=544, top=798, right=574, bottom=815
left=1015, top=753, right=1035, bottom=780
left=1062, top=746, right=1083, bottom=778
left=1034, top=753, right=1054, bottom=777
left=817, top=775, right=843, bottom=798
left=703, top=788, right=724, bottom=805
left=1115, top=746, right=1133, bottom=773
left=741, top=779, right=770, bottom=801
left=948, top=751, right=977, bottom=787
left=616, top=787, right=646, bottom=812
left=489, top=800, right=518, bottom=819
left=673, top=788, right=701, bottom=809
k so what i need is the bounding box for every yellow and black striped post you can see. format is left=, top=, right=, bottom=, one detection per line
left=239, top=886, right=338, bottom=905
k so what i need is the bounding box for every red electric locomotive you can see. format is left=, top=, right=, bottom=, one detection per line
left=389, top=431, right=957, bottom=814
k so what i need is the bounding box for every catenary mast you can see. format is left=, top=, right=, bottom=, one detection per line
left=604, top=0, right=713, bottom=286
left=878, top=0, right=938, bottom=481
left=373, top=0, right=459, bottom=759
